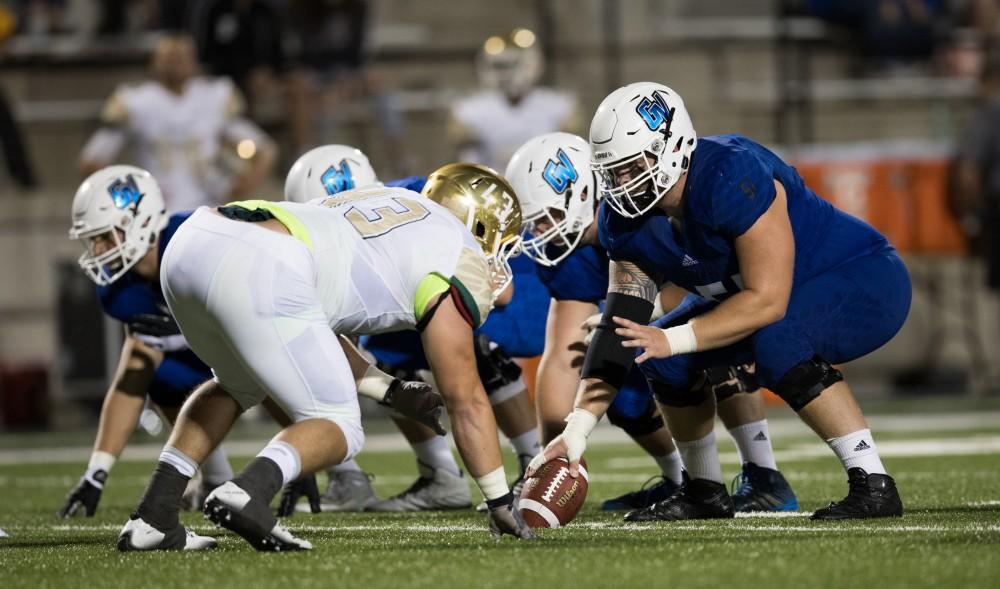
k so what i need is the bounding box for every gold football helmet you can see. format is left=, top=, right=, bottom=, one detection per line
left=422, top=163, right=523, bottom=296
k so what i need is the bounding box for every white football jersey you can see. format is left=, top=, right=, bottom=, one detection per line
left=451, top=87, right=576, bottom=171
left=82, top=77, right=266, bottom=212
left=268, top=186, right=495, bottom=335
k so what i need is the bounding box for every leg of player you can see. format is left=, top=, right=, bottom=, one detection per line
left=624, top=380, right=735, bottom=522
left=119, top=380, right=241, bottom=552
left=367, top=416, right=471, bottom=512
left=713, top=367, right=798, bottom=512
left=152, top=403, right=234, bottom=511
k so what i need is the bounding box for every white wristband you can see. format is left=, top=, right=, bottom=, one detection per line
left=663, top=323, right=697, bottom=355
left=564, top=408, right=599, bottom=440
left=474, top=465, right=510, bottom=501
left=356, top=364, right=395, bottom=403
left=88, top=450, right=116, bottom=472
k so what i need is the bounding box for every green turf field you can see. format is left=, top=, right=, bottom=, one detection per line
left=2, top=412, right=999, bottom=589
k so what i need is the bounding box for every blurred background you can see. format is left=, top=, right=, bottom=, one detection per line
left=0, top=0, right=998, bottom=432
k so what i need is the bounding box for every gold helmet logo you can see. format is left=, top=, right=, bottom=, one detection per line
left=422, top=163, right=523, bottom=296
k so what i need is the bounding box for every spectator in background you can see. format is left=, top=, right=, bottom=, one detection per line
left=191, top=0, right=286, bottom=109
left=285, top=0, right=407, bottom=173
left=78, top=33, right=276, bottom=212
left=955, top=54, right=1000, bottom=288
left=448, top=28, right=578, bottom=172
left=0, top=3, right=38, bottom=189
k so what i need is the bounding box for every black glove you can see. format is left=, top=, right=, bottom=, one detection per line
left=381, top=379, right=447, bottom=436
left=127, top=313, right=181, bottom=337
left=474, top=334, right=522, bottom=392
left=487, top=493, right=536, bottom=540
left=277, top=474, right=321, bottom=517
left=57, top=471, right=106, bottom=518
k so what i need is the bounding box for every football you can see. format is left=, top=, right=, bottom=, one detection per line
left=518, top=457, right=589, bottom=528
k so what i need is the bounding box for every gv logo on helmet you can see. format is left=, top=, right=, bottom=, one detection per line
left=321, top=160, right=355, bottom=195
left=636, top=92, right=671, bottom=131
left=108, top=175, right=143, bottom=211
left=542, top=149, right=578, bottom=194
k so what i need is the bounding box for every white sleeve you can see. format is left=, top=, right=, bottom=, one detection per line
left=80, top=127, right=128, bottom=165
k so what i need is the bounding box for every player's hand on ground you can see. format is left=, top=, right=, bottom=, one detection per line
left=57, top=472, right=105, bottom=518
left=487, top=494, right=536, bottom=540
left=277, top=474, right=321, bottom=517
left=382, top=379, right=447, bottom=435
left=613, top=316, right=671, bottom=363
left=580, top=313, right=602, bottom=346
left=526, top=433, right=585, bottom=478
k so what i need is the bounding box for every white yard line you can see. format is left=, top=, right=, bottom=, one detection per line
left=2, top=411, right=999, bottom=467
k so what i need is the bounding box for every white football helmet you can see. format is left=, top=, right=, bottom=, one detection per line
left=284, top=144, right=380, bottom=203
left=69, top=165, right=167, bottom=286
left=476, top=28, right=543, bottom=99
left=505, top=132, right=595, bottom=266
left=590, top=82, right=697, bottom=217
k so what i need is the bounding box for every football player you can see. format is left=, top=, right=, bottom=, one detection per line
left=507, top=132, right=796, bottom=512
left=281, top=146, right=541, bottom=514
left=531, top=83, right=909, bottom=521
left=117, top=164, right=534, bottom=551
left=64, top=166, right=440, bottom=522
left=79, top=34, right=276, bottom=212
left=450, top=29, right=579, bottom=172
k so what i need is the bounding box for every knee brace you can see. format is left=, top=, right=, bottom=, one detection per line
left=648, top=376, right=710, bottom=408
left=773, top=355, right=843, bottom=411
left=474, top=334, right=524, bottom=404
left=607, top=397, right=665, bottom=437
left=706, top=363, right=759, bottom=404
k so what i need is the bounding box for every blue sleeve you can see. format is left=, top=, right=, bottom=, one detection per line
left=385, top=176, right=428, bottom=193
left=692, top=148, right=776, bottom=238
left=596, top=201, right=667, bottom=284
left=97, top=280, right=164, bottom=324
left=533, top=246, right=608, bottom=303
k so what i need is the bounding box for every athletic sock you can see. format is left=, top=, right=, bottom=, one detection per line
left=508, top=429, right=541, bottom=470
left=134, top=460, right=191, bottom=531
left=232, top=457, right=285, bottom=504
left=652, top=449, right=684, bottom=485
left=675, top=431, right=724, bottom=484
left=256, top=441, right=302, bottom=485
left=200, top=446, right=234, bottom=486
left=412, top=436, right=461, bottom=477
left=827, top=429, right=887, bottom=475
left=728, top=419, right=778, bottom=470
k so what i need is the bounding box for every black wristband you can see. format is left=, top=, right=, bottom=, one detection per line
left=581, top=292, right=654, bottom=389
left=486, top=492, right=515, bottom=510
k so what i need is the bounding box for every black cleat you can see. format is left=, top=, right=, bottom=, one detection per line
left=602, top=475, right=680, bottom=511
left=624, top=477, right=735, bottom=522
left=731, top=462, right=799, bottom=512
left=811, top=468, right=903, bottom=520
left=204, top=482, right=312, bottom=551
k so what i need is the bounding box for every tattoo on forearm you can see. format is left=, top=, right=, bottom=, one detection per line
left=609, top=261, right=657, bottom=301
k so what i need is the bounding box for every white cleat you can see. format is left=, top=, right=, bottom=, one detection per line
left=205, top=482, right=312, bottom=552
left=117, top=516, right=217, bottom=552
left=367, top=467, right=472, bottom=512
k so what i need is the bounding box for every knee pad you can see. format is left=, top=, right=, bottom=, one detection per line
left=648, top=376, right=709, bottom=408
left=773, top=355, right=843, bottom=411
left=706, top=364, right=759, bottom=404
left=607, top=397, right=665, bottom=437
left=474, top=334, right=524, bottom=404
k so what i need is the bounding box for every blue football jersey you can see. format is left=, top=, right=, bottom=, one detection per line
left=599, top=134, right=891, bottom=301
left=96, top=212, right=211, bottom=402
left=534, top=245, right=609, bottom=303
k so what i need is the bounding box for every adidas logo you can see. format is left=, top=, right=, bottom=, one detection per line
left=681, top=254, right=699, bottom=267
left=853, top=440, right=871, bottom=452
left=752, top=431, right=768, bottom=442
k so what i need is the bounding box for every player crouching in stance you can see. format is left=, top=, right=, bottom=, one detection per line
left=507, top=133, right=796, bottom=513
left=61, top=166, right=236, bottom=518
left=531, top=82, right=910, bottom=521
left=118, top=164, right=534, bottom=551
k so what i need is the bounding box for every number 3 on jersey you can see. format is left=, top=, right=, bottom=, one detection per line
left=323, top=194, right=431, bottom=238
